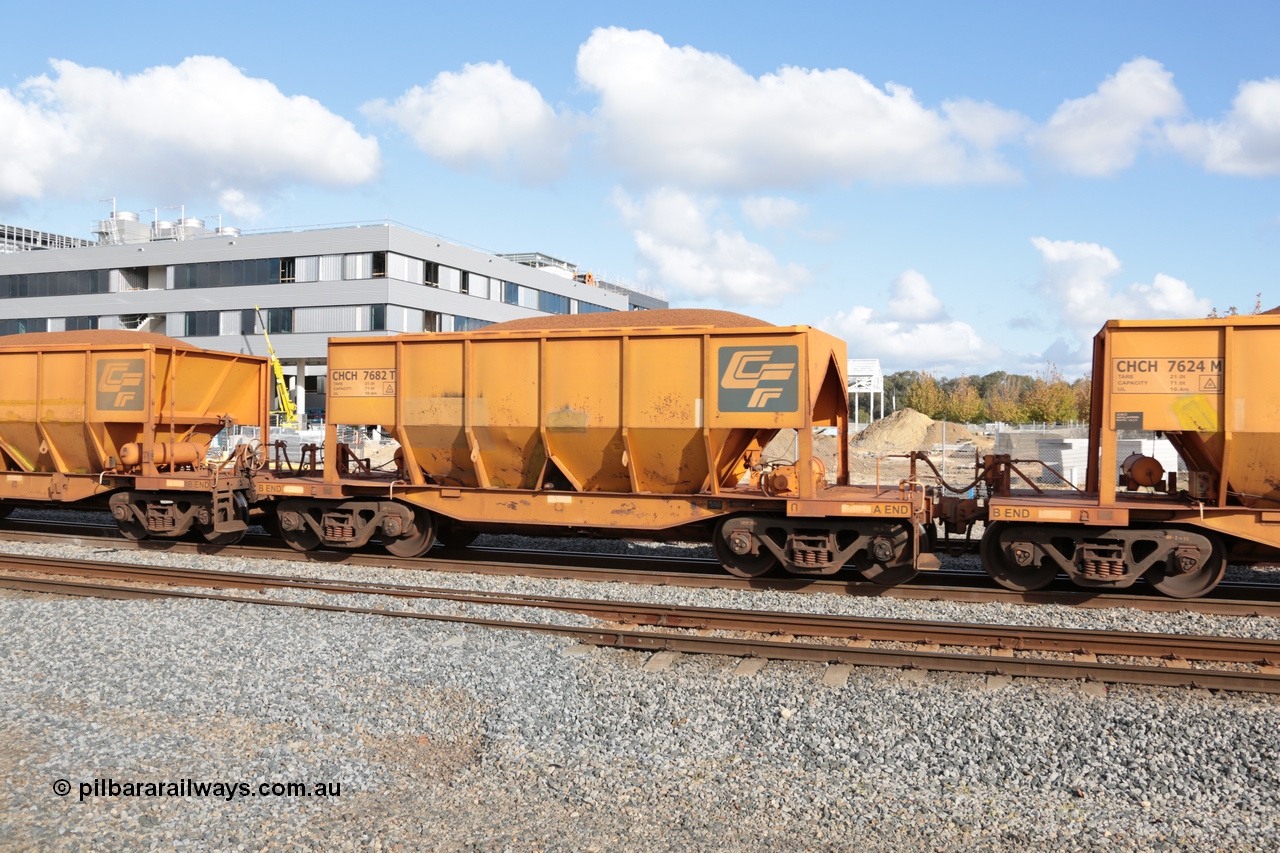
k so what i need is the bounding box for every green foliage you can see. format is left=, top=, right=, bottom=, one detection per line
left=870, top=364, right=1089, bottom=425
left=941, top=376, right=984, bottom=424
left=984, top=377, right=1026, bottom=424
left=902, top=373, right=945, bottom=419
left=1022, top=364, right=1077, bottom=423
left=1072, top=373, right=1092, bottom=422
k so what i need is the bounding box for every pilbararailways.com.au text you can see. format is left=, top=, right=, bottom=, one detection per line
left=53, top=778, right=342, bottom=802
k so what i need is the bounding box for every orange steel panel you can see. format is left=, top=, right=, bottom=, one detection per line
left=624, top=336, right=708, bottom=493
left=1099, top=316, right=1280, bottom=512
left=544, top=337, right=628, bottom=492
left=471, top=339, right=541, bottom=489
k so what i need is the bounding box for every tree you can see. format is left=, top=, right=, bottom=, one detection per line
left=902, top=373, right=945, bottom=419
left=883, top=370, right=922, bottom=413
left=942, top=376, right=984, bottom=424
left=1022, top=364, right=1077, bottom=423
left=1072, top=373, right=1092, bottom=423
left=985, top=375, right=1026, bottom=424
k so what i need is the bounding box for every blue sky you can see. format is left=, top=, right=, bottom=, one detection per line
left=3, top=1, right=1277, bottom=377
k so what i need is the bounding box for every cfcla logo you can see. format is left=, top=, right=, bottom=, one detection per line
left=717, top=346, right=799, bottom=413
left=96, top=359, right=145, bottom=411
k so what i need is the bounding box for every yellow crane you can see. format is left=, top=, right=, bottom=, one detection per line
left=255, top=305, right=297, bottom=426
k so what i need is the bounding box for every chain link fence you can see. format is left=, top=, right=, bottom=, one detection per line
left=763, top=418, right=1179, bottom=495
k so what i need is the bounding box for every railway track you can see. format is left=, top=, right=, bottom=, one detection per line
left=4, top=551, right=1279, bottom=695
left=3, top=515, right=1280, bottom=617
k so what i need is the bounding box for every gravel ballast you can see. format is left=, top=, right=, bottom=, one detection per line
left=1, top=525, right=1279, bottom=850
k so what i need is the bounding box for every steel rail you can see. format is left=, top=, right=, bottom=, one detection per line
left=3, top=519, right=1280, bottom=617
left=3, top=572, right=1278, bottom=695
left=4, top=553, right=1280, bottom=671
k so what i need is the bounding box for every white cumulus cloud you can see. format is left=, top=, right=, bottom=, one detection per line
left=1032, top=58, right=1185, bottom=176
left=614, top=188, right=810, bottom=306
left=577, top=27, right=1023, bottom=189
left=740, top=196, right=808, bottom=230
left=1031, top=236, right=1210, bottom=338
left=819, top=271, right=999, bottom=371
left=363, top=61, right=578, bottom=184
left=1166, top=77, right=1280, bottom=176
left=886, top=269, right=945, bottom=322
left=0, top=56, right=380, bottom=210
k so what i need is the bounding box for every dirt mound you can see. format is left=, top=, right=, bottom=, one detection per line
left=853, top=409, right=993, bottom=451
left=0, top=329, right=199, bottom=350
left=483, top=308, right=771, bottom=332
left=924, top=420, right=977, bottom=446
left=852, top=408, right=935, bottom=449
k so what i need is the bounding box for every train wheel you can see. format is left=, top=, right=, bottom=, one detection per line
left=1146, top=533, right=1227, bottom=599
left=280, top=523, right=320, bottom=552
left=385, top=508, right=436, bottom=558
left=115, top=514, right=148, bottom=541
left=981, top=522, right=1058, bottom=592
left=713, top=518, right=778, bottom=578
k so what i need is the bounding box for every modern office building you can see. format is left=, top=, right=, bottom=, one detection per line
left=0, top=213, right=667, bottom=423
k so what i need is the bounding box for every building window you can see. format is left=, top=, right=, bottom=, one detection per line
left=267, top=307, right=293, bottom=334
left=0, top=269, right=110, bottom=299
left=185, top=310, right=220, bottom=337
left=241, top=309, right=257, bottom=335
left=370, top=304, right=386, bottom=331
left=64, top=316, right=99, bottom=331
left=424, top=262, right=439, bottom=287
left=502, top=282, right=519, bottom=305
left=0, top=318, right=48, bottom=335
left=174, top=258, right=288, bottom=289
left=455, top=316, right=492, bottom=332
left=576, top=301, right=611, bottom=314
left=372, top=252, right=386, bottom=278
left=538, top=291, right=570, bottom=315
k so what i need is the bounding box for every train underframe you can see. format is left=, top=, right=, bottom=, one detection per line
left=979, top=520, right=1227, bottom=599
left=253, top=474, right=939, bottom=582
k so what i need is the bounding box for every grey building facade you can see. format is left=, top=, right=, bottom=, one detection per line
left=0, top=216, right=667, bottom=422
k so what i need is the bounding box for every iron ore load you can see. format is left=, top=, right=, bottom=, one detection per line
left=1, top=309, right=1278, bottom=599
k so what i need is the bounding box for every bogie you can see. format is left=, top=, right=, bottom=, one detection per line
left=981, top=522, right=1226, bottom=598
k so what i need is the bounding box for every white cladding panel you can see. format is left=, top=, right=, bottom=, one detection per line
left=387, top=252, right=409, bottom=282
left=438, top=265, right=460, bottom=292
left=293, top=305, right=364, bottom=333
left=296, top=256, right=319, bottom=282
left=319, top=254, right=343, bottom=281
left=465, top=272, right=489, bottom=299
left=220, top=310, right=240, bottom=335
left=406, top=256, right=424, bottom=284
left=344, top=253, right=371, bottom=280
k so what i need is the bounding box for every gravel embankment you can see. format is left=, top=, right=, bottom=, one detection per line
left=1, top=514, right=1279, bottom=851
